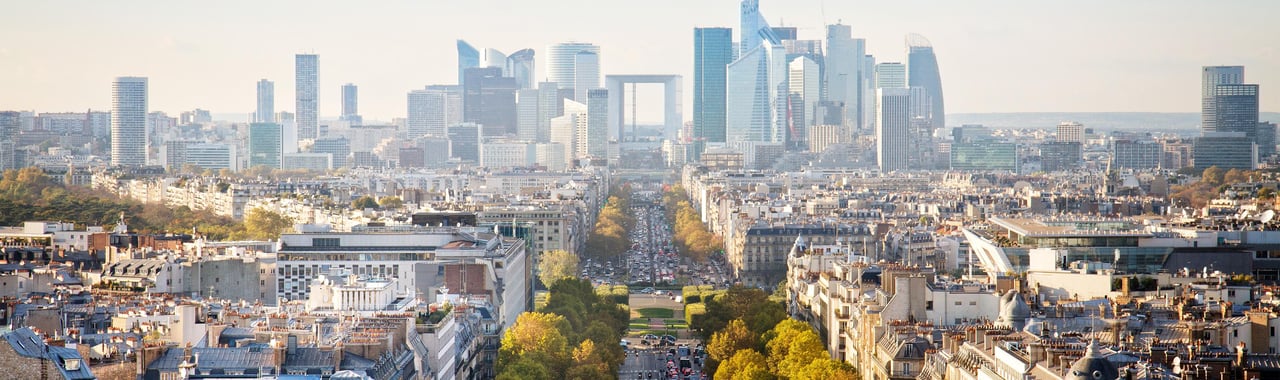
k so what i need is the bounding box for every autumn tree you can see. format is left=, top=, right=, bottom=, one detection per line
left=792, top=359, right=858, bottom=380
left=378, top=196, right=404, bottom=209
left=763, top=319, right=828, bottom=378
left=242, top=208, right=294, bottom=240
left=351, top=195, right=379, bottom=210
left=1202, top=166, right=1225, bottom=186
left=498, top=312, right=571, bottom=375
left=495, top=356, right=554, bottom=380
left=537, top=250, right=580, bottom=288
left=707, top=318, right=758, bottom=374
left=715, top=349, right=773, bottom=380
left=566, top=339, right=610, bottom=380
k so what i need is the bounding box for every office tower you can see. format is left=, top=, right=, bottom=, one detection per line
left=788, top=56, right=820, bottom=149
left=1195, top=132, right=1255, bottom=169
left=295, top=54, right=318, bottom=140
left=0, top=111, right=16, bottom=171
left=874, top=62, right=907, bottom=88
left=183, top=143, right=234, bottom=171
left=256, top=79, right=275, bottom=123
left=314, top=137, right=351, bottom=168
left=694, top=27, right=733, bottom=143
left=825, top=23, right=867, bottom=130
left=950, top=142, right=1018, bottom=172
left=249, top=122, right=283, bottom=168
left=407, top=86, right=461, bottom=139
left=537, top=82, right=562, bottom=143
left=546, top=42, right=601, bottom=101
left=462, top=67, right=519, bottom=136
left=573, top=51, right=600, bottom=103
left=447, top=122, right=482, bottom=162
left=457, top=40, right=480, bottom=85
left=1259, top=122, right=1277, bottom=158
left=861, top=54, right=877, bottom=130
left=906, top=34, right=946, bottom=130
left=1208, top=84, right=1260, bottom=138
left=516, top=89, right=540, bottom=141
left=1041, top=141, right=1083, bottom=171
left=1057, top=121, right=1085, bottom=144
left=551, top=100, right=587, bottom=166
left=483, top=48, right=507, bottom=70
left=771, top=27, right=798, bottom=41
left=738, top=0, right=779, bottom=56
left=1201, top=66, right=1245, bottom=130
left=876, top=88, right=910, bottom=172
left=507, top=49, right=536, bottom=90
left=1112, top=140, right=1162, bottom=170
left=341, top=83, right=360, bottom=125
left=727, top=35, right=787, bottom=146
left=111, top=76, right=148, bottom=167
left=585, top=88, right=609, bottom=159
left=480, top=140, right=537, bottom=168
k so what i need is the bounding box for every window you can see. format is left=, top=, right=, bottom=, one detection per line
left=954, top=301, right=961, bottom=306
left=969, top=301, right=977, bottom=306
left=313, top=238, right=340, bottom=247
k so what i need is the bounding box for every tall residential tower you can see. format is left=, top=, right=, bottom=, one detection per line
left=256, top=79, right=274, bottom=123
left=112, top=76, right=148, bottom=167
left=295, top=54, right=319, bottom=140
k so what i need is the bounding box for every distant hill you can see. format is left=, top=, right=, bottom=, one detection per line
left=947, top=112, right=1280, bottom=132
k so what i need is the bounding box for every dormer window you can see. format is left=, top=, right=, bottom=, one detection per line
left=63, top=358, right=81, bottom=371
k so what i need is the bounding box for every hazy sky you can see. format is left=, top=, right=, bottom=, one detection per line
left=2, top=0, right=1277, bottom=124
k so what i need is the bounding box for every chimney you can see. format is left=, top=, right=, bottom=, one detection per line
left=272, top=339, right=286, bottom=370
left=1237, top=341, right=1247, bottom=367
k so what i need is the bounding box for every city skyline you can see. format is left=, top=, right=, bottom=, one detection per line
left=2, top=0, right=1278, bottom=123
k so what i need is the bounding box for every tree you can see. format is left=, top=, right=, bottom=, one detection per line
left=763, top=319, right=828, bottom=378
left=567, top=339, right=610, bottom=380
left=242, top=208, right=293, bottom=240
left=538, top=250, right=580, bottom=288
left=792, top=359, right=858, bottom=380
left=1202, top=166, right=1225, bottom=185
left=498, top=312, right=571, bottom=374
left=351, top=195, right=379, bottom=210
left=1224, top=168, right=1249, bottom=184
left=709, top=319, right=757, bottom=362
left=378, top=196, right=404, bottom=209
left=715, top=349, right=773, bottom=380
left=495, top=356, right=554, bottom=380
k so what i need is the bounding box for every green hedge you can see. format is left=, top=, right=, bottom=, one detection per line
left=684, top=303, right=706, bottom=326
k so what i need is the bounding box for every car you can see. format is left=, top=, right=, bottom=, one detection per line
left=643, top=334, right=659, bottom=341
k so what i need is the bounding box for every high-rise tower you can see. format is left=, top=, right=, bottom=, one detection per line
left=694, top=27, right=733, bottom=143
left=457, top=40, right=480, bottom=85
left=876, top=87, right=911, bottom=172
left=256, top=79, right=275, bottom=123
left=546, top=42, right=601, bottom=101
left=112, top=76, right=148, bottom=167
left=824, top=23, right=867, bottom=130
left=507, top=49, right=536, bottom=90
left=906, top=34, right=945, bottom=130
left=295, top=54, right=318, bottom=140
left=1201, top=66, right=1245, bottom=132
left=341, top=83, right=360, bottom=125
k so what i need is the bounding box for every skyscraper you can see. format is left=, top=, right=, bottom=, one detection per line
left=824, top=23, right=867, bottom=130
left=537, top=81, right=562, bottom=143
left=726, top=39, right=787, bottom=146
left=407, top=86, right=460, bottom=139
left=112, top=76, right=148, bottom=167
left=341, top=83, right=360, bottom=125
left=550, top=100, right=587, bottom=167
left=462, top=67, right=519, bottom=136
left=738, top=0, right=779, bottom=56
left=1202, top=66, right=1245, bottom=130
left=545, top=42, right=601, bottom=101
left=256, top=79, right=274, bottom=123
left=249, top=122, right=282, bottom=169
left=0, top=111, right=17, bottom=171
left=457, top=40, right=480, bottom=85
left=295, top=54, right=318, bottom=140
left=694, top=27, right=733, bottom=143
left=1057, top=121, right=1085, bottom=144
left=448, top=122, right=482, bottom=162
left=483, top=48, right=507, bottom=70
left=876, top=87, right=910, bottom=172
left=506, top=49, right=536, bottom=90
left=516, top=89, right=540, bottom=141
left=906, top=34, right=945, bottom=130
left=788, top=56, right=820, bottom=149
left=874, top=62, right=907, bottom=89
left=586, top=88, right=609, bottom=159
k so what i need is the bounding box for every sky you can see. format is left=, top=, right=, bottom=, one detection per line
left=2, top=0, right=1277, bottom=124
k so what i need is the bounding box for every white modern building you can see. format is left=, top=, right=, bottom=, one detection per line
left=545, top=42, right=600, bottom=102
left=874, top=62, right=907, bottom=89
left=789, top=56, right=820, bottom=143
left=407, top=86, right=461, bottom=139
left=876, top=87, right=911, bottom=172
left=824, top=23, right=869, bottom=130
left=111, top=76, right=148, bottom=167
left=480, top=140, right=536, bottom=168
left=725, top=39, right=787, bottom=147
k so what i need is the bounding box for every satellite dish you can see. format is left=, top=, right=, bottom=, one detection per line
left=1260, top=210, right=1276, bottom=224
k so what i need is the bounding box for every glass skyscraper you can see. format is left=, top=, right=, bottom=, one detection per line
left=694, top=27, right=732, bottom=143
left=341, top=83, right=359, bottom=125
left=906, top=34, right=945, bottom=131
left=456, top=40, right=480, bottom=85
left=545, top=42, right=601, bottom=102
left=295, top=54, right=318, bottom=140
left=112, top=76, right=148, bottom=167
left=249, top=122, right=283, bottom=169
left=256, top=79, right=274, bottom=123
left=506, top=49, right=536, bottom=90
